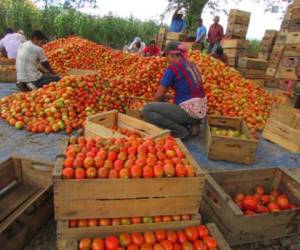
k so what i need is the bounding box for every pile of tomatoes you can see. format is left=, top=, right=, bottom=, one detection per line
left=0, top=36, right=275, bottom=134
left=78, top=225, right=218, bottom=250
left=234, top=185, right=299, bottom=215
left=0, top=74, right=127, bottom=133
left=69, top=215, right=192, bottom=228
left=62, top=136, right=196, bottom=179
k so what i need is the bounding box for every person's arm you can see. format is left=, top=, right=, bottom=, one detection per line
left=172, top=6, right=182, bottom=20
left=155, top=67, right=175, bottom=101
left=154, top=86, right=168, bottom=101
left=196, top=27, right=206, bottom=43
left=207, top=26, right=212, bottom=43
left=38, top=48, right=55, bottom=74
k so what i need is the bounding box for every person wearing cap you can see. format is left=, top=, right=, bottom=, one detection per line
left=128, top=37, right=146, bottom=54
left=169, top=6, right=187, bottom=33
left=0, top=28, right=26, bottom=59
left=207, top=16, right=224, bottom=54
left=143, top=40, right=161, bottom=57
left=143, top=42, right=207, bottom=140
left=195, top=18, right=207, bottom=52
left=16, top=30, right=60, bottom=91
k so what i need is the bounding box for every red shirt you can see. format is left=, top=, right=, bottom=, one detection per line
left=143, top=45, right=160, bottom=56
left=208, top=23, right=224, bottom=43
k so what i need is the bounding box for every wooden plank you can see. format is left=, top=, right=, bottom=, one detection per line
left=55, top=196, right=200, bottom=220
left=238, top=57, right=268, bottom=70
left=53, top=157, right=64, bottom=180
left=54, top=176, right=204, bottom=200
left=57, top=215, right=201, bottom=240
left=20, top=159, right=53, bottom=188
left=0, top=184, right=38, bottom=223
left=206, top=223, right=231, bottom=250
left=0, top=158, right=16, bottom=191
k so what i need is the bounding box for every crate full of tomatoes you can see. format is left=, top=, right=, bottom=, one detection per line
left=54, top=136, right=205, bottom=220
left=201, top=168, right=300, bottom=246
left=57, top=224, right=231, bottom=250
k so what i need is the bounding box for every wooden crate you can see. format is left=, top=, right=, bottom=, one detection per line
left=57, top=214, right=201, bottom=241
left=0, top=70, right=16, bottom=83
left=287, top=32, right=300, bottom=44
left=205, top=116, right=258, bottom=165
left=238, top=57, right=268, bottom=70
left=53, top=139, right=205, bottom=220
left=221, top=39, right=249, bottom=49
left=0, top=156, right=54, bottom=250
left=85, top=110, right=170, bottom=139
left=239, top=69, right=266, bottom=78
left=166, top=32, right=187, bottom=41
left=57, top=222, right=231, bottom=250
left=281, top=56, right=300, bottom=68
left=284, top=44, right=300, bottom=56
left=223, top=48, right=247, bottom=58
left=291, top=113, right=300, bottom=130
left=263, top=117, right=300, bottom=153
left=201, top=168, right=300, bottom=246
left=0, top=58, right=15, bottom=66
left=228, top=9, right=251, bottom=24
left=275, top=32, right=288, bottom=44
left=276, top=66, right=297, bottom=80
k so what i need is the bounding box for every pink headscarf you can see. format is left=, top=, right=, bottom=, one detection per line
left=167, top=43, right=188, bottom=59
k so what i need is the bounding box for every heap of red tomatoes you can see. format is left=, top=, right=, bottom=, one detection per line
left=0, top=36, right=274, bottom=134
left=234, top=185, right=299, bottom=215
left=62, top=136, right=196, bottom=179
left=78, top=225, right=218, bottom=250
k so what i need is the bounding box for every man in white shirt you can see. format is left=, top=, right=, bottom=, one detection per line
left=0, top=28, right=26, bottom=59
left=16, top=30, right=60, bottom=91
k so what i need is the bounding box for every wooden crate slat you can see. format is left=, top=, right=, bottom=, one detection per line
left=0, top=158, right=16, bottom=191
left=54, top=177, right=204, bottom=200
left=55, top=196, right=200, bottom=220
left=0, top=184, right=39, bottom=223
left=206, top=223, right=231, bottom=250
left=57, top=214, right=201, bottom=240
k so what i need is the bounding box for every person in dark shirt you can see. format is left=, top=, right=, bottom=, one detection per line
left=143, top=42, right=207, bottom=139
left=212, top=46, right=228, bottom=65
left=207, top=16, right=224, bottom=54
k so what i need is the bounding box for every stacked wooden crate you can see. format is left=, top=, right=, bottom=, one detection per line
left=264, top=32, right=288, bottom=88
left=226, top=9, right=251, bottom=39
left=53, top=116, right=206, bottom=249
left=258, top=30, right=278, bottom=61
left=238, top=57, right=268, bottom=86
left=221, top=39, right=249, bottom=67
left=156, top=27, right=167, bottom=50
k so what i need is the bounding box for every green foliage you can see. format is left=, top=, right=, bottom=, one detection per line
left=1, top=0, right=160, bottom=49
left=248, top=39, right=261, bottom=55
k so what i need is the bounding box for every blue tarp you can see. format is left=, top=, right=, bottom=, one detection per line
left=0, top=82, right=299, bottom=169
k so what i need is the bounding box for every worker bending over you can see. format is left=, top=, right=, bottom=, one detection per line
left=143, top=42, right=207, bottom=140
left=16, top=30, right=60, bottom=91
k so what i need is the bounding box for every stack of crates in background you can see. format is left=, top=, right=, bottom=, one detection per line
left=221, top=39, right=249, bottom=67
left=258, top=30, right=278, bottom=61
left=156, top=27, right=167, bottom=50
left=265, top=32, right=288, bottom=88
left=276, top=32, right=300, bottom=92
left=288, top=3, right=300, bottom=32
left=226, top=9, right=251, bottom=39
left=238, top=57, right=268, bottom=86
left=281, top=4, right=293, bottom=31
